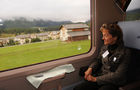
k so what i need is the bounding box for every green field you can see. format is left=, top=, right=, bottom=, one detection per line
left=0, top=40, right=90, bottom=71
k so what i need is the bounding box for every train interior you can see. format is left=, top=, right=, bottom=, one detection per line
left=0, top=0, right=140, bottom=90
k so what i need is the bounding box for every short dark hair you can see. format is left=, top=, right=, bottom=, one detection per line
left=100, top=23, right=124, bottom=45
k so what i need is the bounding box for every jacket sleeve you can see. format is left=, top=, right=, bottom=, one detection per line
left=89, top=55, right=102, bottom=70
left=96, top=49, right=131, bottom=85
left=89, top=46, right=104, bottom=70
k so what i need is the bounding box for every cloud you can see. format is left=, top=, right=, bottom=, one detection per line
left=0, top=0, right=90, bottom=22
left=0, top=19, right=2, bottom=22
left=127, top=0, right=140, bottom=11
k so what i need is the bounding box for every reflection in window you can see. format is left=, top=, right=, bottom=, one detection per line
left=114, top=0, right=131, bottom=11
left=0, top=0, right=91, bottom=71
left=118, top=0, right=140, bottom=49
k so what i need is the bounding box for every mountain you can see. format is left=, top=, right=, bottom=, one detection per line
left=126, top=8, right=140, bottom=21
left=0, top=17, right=89, bottom=34
left=127, top=8, right=140, bottom=14
left=3, top=17, right=72, bottom=31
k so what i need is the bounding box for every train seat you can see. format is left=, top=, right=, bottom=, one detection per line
left=119, top=21, right=140, bottom=90
left=119, top=47, right=140, bottom=90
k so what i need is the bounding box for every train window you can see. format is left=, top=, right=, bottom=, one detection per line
left=126, top=0, right=140, bottom=21
left=118, top=0, right=140, bottom=49
left=0, top=0, right=91, bottom=71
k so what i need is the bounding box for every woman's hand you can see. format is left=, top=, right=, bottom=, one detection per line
left=84, top=68, right=92, bottom=80
left=87, top=75, right=97, bottom=82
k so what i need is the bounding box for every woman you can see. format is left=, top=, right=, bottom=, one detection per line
left=74, top=23, right=130, bottom=90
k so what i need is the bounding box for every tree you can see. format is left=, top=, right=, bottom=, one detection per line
left=8, top=39, right=15, bottom=46
left=25, top=39, right=30, bottom=43
left=31, top=38, right=41, bottom=43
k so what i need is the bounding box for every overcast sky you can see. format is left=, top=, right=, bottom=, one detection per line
left=0, top=0, right=139, bottom=22
left=127, top=0, right=140, bottom=11
left=0, top=0, right=90, bottom=22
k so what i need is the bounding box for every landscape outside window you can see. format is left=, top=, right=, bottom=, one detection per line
left=0, top=0, right=91, bottom=71
left=123, top=0, right=139, bottom=21
left=117, top=0, right=140, bottom=49
left=121, top=0, right=140, bottom=49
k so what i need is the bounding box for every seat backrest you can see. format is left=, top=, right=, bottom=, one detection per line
left=126, top=47, right=140, bottom=83
left=118, top=21, right=140, bottom=50
left=118, top=21, right=140, bottom=83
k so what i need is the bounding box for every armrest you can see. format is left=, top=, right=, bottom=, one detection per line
left=38, top=73, right=65, bottom=90
left=42, top=73, right=65, bottom=83
left=26, top=64, right=75, bottom=88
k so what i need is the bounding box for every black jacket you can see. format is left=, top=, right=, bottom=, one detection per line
left=89, top=44, right=130, bottom=86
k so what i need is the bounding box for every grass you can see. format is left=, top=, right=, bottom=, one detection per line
left=0, top=40, right=90, bottom=71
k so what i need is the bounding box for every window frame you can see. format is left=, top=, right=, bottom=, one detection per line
left=0, top=0, right=96, bottom=81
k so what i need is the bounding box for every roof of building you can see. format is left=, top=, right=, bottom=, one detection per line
left=61, top=23, right=89, bottom=30
left=36, top=32, right=49, bottom=37
left=16, top=34, right=30, bottom=38
left=68, top=30, right=90, bottom=37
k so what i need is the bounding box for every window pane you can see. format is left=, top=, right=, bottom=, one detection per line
left=126, top=0, right=140, bottom=21
left=118, top=0, right=140, bottom=49
left=0, top=0, right=91, bottom=71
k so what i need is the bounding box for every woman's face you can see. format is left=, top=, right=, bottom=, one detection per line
left=101, top=29, right=117, bottom=45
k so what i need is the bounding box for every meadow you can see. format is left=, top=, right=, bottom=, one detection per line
left=0, top=40, right=90, bottom=71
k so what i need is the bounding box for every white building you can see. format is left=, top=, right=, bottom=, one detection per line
left=60, top=24, right=90, bottom=41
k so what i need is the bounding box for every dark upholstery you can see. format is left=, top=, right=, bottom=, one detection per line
left=120, top=47, right=140, bottom=90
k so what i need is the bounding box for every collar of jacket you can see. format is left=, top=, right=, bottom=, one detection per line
left=102, top=44, right=125, bottom=57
